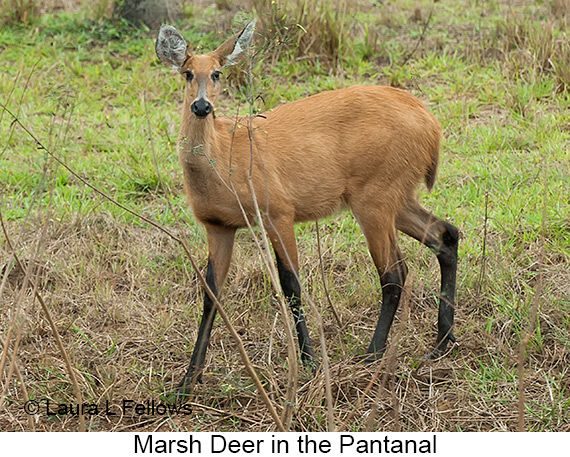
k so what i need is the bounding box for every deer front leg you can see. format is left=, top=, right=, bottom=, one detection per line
left=176, top=223, right=236, bottom=399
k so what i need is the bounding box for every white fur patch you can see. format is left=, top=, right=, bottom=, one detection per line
left=156, top=25, right=187, bottom=71
left=226, top=19, right=256, bottom=66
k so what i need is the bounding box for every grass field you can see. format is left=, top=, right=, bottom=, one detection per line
left=1, top=0, right=569, bottom=432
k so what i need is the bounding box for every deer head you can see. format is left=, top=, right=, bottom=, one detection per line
left=156, top=20, right=256, bottom=118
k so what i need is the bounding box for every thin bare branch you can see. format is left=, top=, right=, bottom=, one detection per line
left=0, top=211, right=87, bottom=432
left=315, top=221, right=342, bottom=328
left=1, top=103, right=286, bottom=433
left=517, top=182, right=546, bottom=432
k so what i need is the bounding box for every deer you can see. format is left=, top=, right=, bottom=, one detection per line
left=155, top=20, right=459, bottom=398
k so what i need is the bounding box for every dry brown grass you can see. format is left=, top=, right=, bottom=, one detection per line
left=499, top=15, right=570, bottom=93
left=1, top=212, right=569, bottom=431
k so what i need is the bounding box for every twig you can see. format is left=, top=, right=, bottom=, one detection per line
left=315, top=221, right=342, bottom=328
left=340, top=357, right=388, bottom=430
left=204, top=119, right=291, bottom=430
left=0, top=336, right=35, bottom=431
left=189, top=401, right=260, bottom=425
left=477, top=192, right=489, bottom=293
left=0, top=59, right=40, bottom=160
left=0, top=252, right=38, bottom=408
left=517, top=183, right=546, bottom=432
left=0, top=211, right=87, bottom=432
left=244, top=52, right=299, bottom=429
left=400, top=6, right=435, bottom=67
left=1, top=103, right=286, bottom=433
left=0, top=253, right=17, bottom=389
left=238, top=49, right=336, bottom=428
left=1, top=89, right=86, bottom=431
left=306, top=289, right=336, bottom=431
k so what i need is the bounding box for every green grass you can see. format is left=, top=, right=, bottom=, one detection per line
left=1, top=0, right=569, bottom=432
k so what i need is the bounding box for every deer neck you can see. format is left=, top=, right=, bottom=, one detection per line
left=178, top=104, right=221, bottom=173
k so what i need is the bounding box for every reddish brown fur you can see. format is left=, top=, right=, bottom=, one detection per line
left=157, top=24, right=457, bottom=395
left=178, top=52, right=441, bottom=271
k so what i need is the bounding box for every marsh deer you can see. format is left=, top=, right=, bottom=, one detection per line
left=155, top=20, right=458, bottom=397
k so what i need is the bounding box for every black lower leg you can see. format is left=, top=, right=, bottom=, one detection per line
left=431, top=221, right=459, bottom=357
left=274, top=252, right=316, bottom=364
left=366, top=260, right=407, bottom=359
left=177, top=260, right=218, bottom=397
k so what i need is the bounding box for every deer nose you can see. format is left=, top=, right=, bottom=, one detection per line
left=191, top=99, right=213, bottom=118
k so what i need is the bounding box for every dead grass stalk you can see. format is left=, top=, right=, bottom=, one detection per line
left=1, top=103, right=286, bottom=432
left=0, top=212, right=87, bottom=432
left=516, top=182, right=547, bottom=432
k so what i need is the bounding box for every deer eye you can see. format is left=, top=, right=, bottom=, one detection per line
left=211, top=70, right=222, bottom=82
left=183, top=70, right=194, bottom=82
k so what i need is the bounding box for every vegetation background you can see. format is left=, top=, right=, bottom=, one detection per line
left=1, top=0, right=569, bottom=432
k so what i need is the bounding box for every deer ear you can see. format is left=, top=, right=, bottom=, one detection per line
left=156, top=25, right=188, bottom=72
left=213, top=19, right=256, bottom=67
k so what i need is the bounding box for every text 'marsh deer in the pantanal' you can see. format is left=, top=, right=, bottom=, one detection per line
left=155, top=20, right=459, bottom=398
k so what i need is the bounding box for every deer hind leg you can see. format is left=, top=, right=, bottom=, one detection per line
left=352, top=203, right=408, bottom=360
left=177, top=223, right=236, bottom=398
left=265, top=215, right=316, bottom=365
left=396, top=197, right=458, bottom=358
